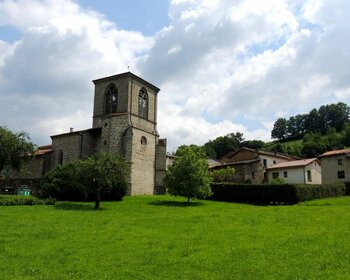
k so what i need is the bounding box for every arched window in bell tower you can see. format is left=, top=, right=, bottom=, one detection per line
left=104, top=83, right=118, bottom=115
left=138, top=88, right=148, bottom=119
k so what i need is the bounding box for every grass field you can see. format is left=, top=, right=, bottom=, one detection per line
left=1, top=195, right=350, bottom=279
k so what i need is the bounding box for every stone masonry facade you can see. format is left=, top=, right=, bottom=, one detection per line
left=16, top=72, right=167, bottom=195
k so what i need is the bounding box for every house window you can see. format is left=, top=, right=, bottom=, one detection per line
left=58, top=149, right=63, bottom=165
left=273, top=160, right=277, bottom=164
left=272, top=172, right=279, bottom=179
left=138, top=88, right=148, bottom=119
left=263, top=159, right=267, bottom=167
left=338, top=170, right=345, bottom=179
left=105, top=83, right=118, bottom=115
left=284, top=171, right=288, bottom=178
left=307, top=170, right=312, bottom=182
left=338, top=159, right=343, bottom=165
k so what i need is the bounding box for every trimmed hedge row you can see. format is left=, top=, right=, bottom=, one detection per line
left=0, top=195, right=56, bottom=206
left=210, top=182, right=347, bottom=205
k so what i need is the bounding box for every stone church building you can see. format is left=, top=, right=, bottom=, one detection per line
left=13, top=72, right=167, bottom=195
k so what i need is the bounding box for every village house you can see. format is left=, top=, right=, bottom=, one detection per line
left=267, top=158, right=321, bottom=184
left=210, top=147, right=299, bottom=184
left=318, top=149, right=350, bottom=184
left=10, top=72, right=167, bottom=195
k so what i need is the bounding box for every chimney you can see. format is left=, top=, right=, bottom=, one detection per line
left=70, top=127, right=74, bottom=133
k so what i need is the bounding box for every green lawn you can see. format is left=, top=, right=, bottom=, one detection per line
left=1, top=195, right=350, bottom=279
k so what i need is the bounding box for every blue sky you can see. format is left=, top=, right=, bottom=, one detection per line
left=1, top=0, right=350, bottom=151
left=76, top=0, right=170, bottom=35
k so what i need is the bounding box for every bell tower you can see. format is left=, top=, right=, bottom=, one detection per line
left=91, top=72, right=166, bottom=195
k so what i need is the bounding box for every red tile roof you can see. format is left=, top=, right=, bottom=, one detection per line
left=267, top=158, right=319, bottom=170
left=318, top=149, right=350, bottom=158
left=35, top=145, right=52, bottom=155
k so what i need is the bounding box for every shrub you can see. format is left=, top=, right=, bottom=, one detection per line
left=345, top=182, right=350, bottom=195
left=40, top=153, right=130, bottom=208
left=211, top=167, right=236, bottom=183
left=40, top=162, right=89, bottom=201
left=0, top=195, right=56, bottom=206
left=210, top=182, right=346, bottom=205
left=270, top=177, right=286, bottom=185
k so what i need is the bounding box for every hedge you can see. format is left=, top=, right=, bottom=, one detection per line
left=0, top=195, right=56, bottom=206
left=210, top=182, right=347, bottom=205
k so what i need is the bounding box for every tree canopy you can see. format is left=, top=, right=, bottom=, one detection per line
left=271, top=102, right=350, bottom=141
left=41, top=153, right=130, bottom=209
left=165, top=145, right=212, bottom=202
left=0, top=126, right=35, bottom=177
left=203, top=132, right=244, bottom=159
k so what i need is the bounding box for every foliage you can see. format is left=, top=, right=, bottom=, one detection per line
left=80, top=153, right=130, bottom=209
left=341, top=123, right=350, bottom=147
left=270, top=177, right=286, bottom=185
left=239, top=140, right=265, bottom=149
left=210, top=167, right=236, bottom=182
left=0, top=126, right=35, bottom=177
left=203, top=132, right=244, bottom=159
left=0, top=195, right=55, bottom=206
left=271, top=102, right=350, bottom=140
left=210, top=182, right=347, bottom=205
left=271, top=118, right=289, bottom=140
left=301, top=129, right=344, bottom=157
left=175, top=144, right=205, bottom=157
left=165, top=146, right=212, bottom=202
left=40, top=153, right=130, bottom=209
left=40, top=161, right=89, bottom=201
left=1, top=195, right=350, bottom=279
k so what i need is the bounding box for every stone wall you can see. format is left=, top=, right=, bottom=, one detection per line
left=129, top=128, right=156, bottom=195
left=155, top=139, right=167, bottom=194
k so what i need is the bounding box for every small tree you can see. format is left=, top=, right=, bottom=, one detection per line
left=165, top=146, right=212, bottom=202
left=0, top=126, right=35, bottom=178
left=80, top=153, right=131, bottom=209
left=40, top=153, right=130, bottom=209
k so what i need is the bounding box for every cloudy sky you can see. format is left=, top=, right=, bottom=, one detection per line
left=1, top=0, right=350, bottom=152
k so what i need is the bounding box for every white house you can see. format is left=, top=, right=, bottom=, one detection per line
left=267, top=158, right=322, bottom=184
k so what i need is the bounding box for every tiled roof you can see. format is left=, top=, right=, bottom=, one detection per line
left=318, top=149, right=350, bottom=158
left=35, top=145, right=52, bottom=155
left=220, top=147, right=300, bottom=161
left=209, top=159, right=260, bottom=169
left=267, top=158, right=319, bottom=170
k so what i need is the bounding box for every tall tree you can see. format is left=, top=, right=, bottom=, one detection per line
left=0, top=126, right=35, bottom=177
left=271, top=118, right=288, bottom=140
left=305, top=108, right=322, bottom=133
left=287, top=114, right=307, bottom=138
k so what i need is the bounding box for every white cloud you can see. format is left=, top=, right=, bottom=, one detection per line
left=1, top=0, right=350, bottom=153
left=0, top=0, right=152, bottom=145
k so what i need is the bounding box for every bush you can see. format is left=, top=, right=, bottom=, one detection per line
left=40, top=162, right=89, bottom=201
left=270, top=177, right=286, bottom=185
left=40, top=153, right=130, bottom=208
left=210, top=182, right=346, bottom=205
left=0, top=195, right=56, bottom=206
left=210, top=167, right=236, bottom=183
left=345, top=182, right=350, bottom=195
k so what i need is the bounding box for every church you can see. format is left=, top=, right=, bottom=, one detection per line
left=15, top=72, right=167, bottom=195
